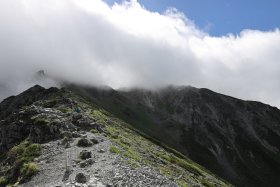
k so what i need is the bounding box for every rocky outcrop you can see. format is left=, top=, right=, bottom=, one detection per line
left=0, top=104, right=69, bottom=151
left=0, top=85, right=101, bottom=152
left=0, top=85, right=59, bottom=119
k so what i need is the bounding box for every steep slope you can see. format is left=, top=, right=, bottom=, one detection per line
left=0, top=85, right=230, bottom=187
left=68, top=85, right=280, bottom=187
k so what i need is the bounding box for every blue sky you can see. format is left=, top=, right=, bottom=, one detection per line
left=106, top=0, right=280, bottom=36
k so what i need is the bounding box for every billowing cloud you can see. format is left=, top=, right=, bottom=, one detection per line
left=0, top=0, right=280, bottom=107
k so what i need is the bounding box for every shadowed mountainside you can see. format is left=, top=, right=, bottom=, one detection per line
left=68, top=84, right=280, bottom=187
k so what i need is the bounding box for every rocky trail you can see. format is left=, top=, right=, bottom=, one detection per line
left=21, top=132, right=178, bottom=187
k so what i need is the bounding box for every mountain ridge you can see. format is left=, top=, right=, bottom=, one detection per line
left=67, top=84, right=280, bottom=187
left=0, top=85, right=232, bottom=187
left=0, top=84, right=280, bottom=186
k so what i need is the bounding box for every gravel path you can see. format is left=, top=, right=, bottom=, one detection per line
left=20, top=132, right=178, bottom=187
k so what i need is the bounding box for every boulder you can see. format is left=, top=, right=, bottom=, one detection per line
left=79, top=150, right=92, bottom=160
left=98, top=149, right=105, bottom=153
left=62, top=131, right=72, bottom=138
left=77, top=138, right=93, bottom=147
left=79, top=159, right=95, bottom=168
left=90, top=138, right=99, bottom=144
left=72, top=113, right=82, bottom=120
left=72, top=132, right=80, bottom=138
left=75, top=173, right=87, bottom=183
left=79, top=161, right=87, bottom=168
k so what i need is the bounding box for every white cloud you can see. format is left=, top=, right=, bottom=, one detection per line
left=0, top=0, right=280, bottom=107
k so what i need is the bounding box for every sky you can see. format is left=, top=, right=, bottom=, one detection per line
left=106, top=0, right=280, bottom=36
left=0, top=0, right=280, bottom=108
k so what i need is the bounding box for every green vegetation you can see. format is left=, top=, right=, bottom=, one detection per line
left=177, top=180, right=188, bottom=187
left=119, top=137, right=131, bottom=146
left=0, top=140, right=41, bottom=185
left=110, top=146, right=121, bottom=154
left=127, top=159, right=141, bottom=168
left=123, top=149, right=141, bottom=161
left=166, top=154, right=203, bottom=176
left=201, top=179, right=216, bottom=187
left=23, top=144, right=41, bottom=158
left=57, top=107, right=71, bottom=113
left=159, top=165, right=181, bottom=178
left=20, top=162, right=39, bottom=182
left=107, top=126, right=120, bottom=139
left=0, top=176, right=8, bottom=187
left=8, top=141, right=41, bottom=160
left=90, top=128, right=99, bottom=134
left=32, top=116, right=49, bottom=126
left=91, top=110, right=109, bottom=126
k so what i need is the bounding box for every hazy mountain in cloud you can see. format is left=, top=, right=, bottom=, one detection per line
left=0, top=0, right=280, bottom=107
left=0, top=70, right=59, bottom=102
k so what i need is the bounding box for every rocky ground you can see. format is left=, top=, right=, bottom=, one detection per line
left=20, top=132, right=179, bottom=187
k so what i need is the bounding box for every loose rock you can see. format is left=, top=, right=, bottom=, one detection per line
left=79, top=150, right=92, bottom=160
left=90, top=138, right=99, bottom=144
left=77, top=138, right=93, bottom=147
left=75, top=173, right=87, bottom=183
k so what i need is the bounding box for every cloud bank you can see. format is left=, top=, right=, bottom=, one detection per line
left=0, top=0, right=280, bottom=107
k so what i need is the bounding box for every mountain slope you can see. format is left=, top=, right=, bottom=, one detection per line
left=68, top=85, right=280, bottom=187
left=0, top=85, right=230, bottom=187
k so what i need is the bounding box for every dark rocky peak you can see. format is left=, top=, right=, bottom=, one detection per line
left=35, top=70, right=46, bottom=78
left=33, top=70, right=50, bottom=82
left=0, top=85, right=61, bottom=118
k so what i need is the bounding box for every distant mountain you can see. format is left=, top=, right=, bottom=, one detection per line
left=68, top=84, right=280, bottom=187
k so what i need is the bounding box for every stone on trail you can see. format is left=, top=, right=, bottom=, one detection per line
left=80, top=150, right=92, bottom=160
left=75, top=173, right=87, bottom=183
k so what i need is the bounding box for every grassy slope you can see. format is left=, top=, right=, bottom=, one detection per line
left=69, top=90, right=232, bottom=187
left=67, top=86, right=183, bottom=153
left=0, top=140, right=41, bottom=187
